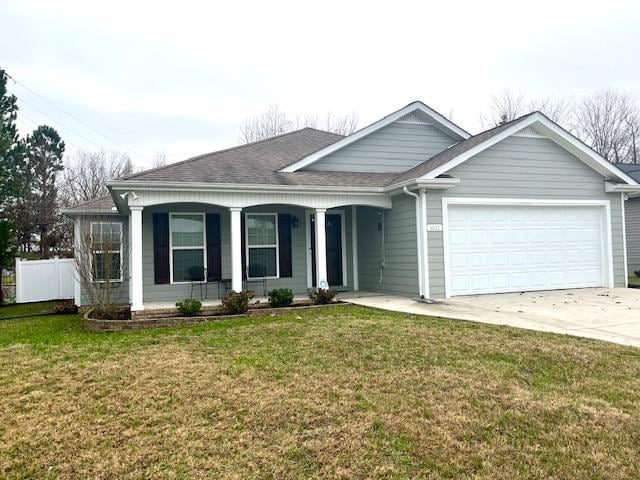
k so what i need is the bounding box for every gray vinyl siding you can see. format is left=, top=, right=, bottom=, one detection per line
left=357, top=195, right=419, bottom=297
left=305, top=122, right=457, bottom=173
left=625, top=197, right=640, bottom=276
left=79, top=215, right=130, bottom=305
left=426, top=135, right=626, bottom=298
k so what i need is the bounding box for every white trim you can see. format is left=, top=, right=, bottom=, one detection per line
left=244, top=212, right=280, bottom=280
left=168, top=212, right=207, bottom=284
left=420, top=113, right=639, bottom=186
left=305, top=209, right=348, bottom=288
left=89, top=220, right=124, bottom=283
left=279, top=101, right=470, bottom=173
left=622, top=192, right=629, bottom=287
left=351, top=205, right=359, bottom=291
left=441, top=197, right=615, bottom=298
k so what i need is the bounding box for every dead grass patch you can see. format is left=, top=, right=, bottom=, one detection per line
left=1, top=306, right=640, bottom=479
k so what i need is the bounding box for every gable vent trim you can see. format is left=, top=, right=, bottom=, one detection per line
left=513, top=125, right=546, bottom=138
left=396, top=111, right=434, bottom=125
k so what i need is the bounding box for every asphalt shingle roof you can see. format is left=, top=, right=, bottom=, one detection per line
left=65, top=115, right=547, bottom=213
left=62, top=195, right=116, bottom=213
left=613, top=163, right=640, bottom=182
left=121, top=127, right=396, bottom=187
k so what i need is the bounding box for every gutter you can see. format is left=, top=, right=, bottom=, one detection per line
left=605, top=181, right=640, bottom=194
left=107, top=180, right=388, bottom=194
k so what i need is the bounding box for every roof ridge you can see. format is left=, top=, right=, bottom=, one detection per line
left=124, top=127, right=343, bottom=180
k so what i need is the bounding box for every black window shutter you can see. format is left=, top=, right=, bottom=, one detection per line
left=241, top=213, right=247, bottom=279
left=278, top=213, right=292, bottom=278
left=206, top=213, right=221, bottom=281
left=152, top=212, right=170, bottom=284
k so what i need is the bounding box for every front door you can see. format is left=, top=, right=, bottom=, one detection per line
left=310, top=213, right=343, bottom=287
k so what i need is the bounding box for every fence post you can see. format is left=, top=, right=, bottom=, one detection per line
left=15, top=258, right=21, bottom=303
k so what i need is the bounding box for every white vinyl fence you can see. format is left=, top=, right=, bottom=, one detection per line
left=15, top=257, right=75, bottom=303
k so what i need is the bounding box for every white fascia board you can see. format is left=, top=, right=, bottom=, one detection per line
left=279, top=101, right=470, bottom=173
left=420, top=113, right=639, bottom=185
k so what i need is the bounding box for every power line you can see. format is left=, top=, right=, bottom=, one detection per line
left=5, top=71, right=143, bottom=157
left=17, top=96, right=112, bottom=150
left=16, top=112, right=93, bottom=153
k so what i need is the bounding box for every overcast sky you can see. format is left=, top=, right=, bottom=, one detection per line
left=1, top=0, right=639, bottom=168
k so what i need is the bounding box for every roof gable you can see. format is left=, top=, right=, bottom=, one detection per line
left=409, top=113, right=638, bottom=185
left=279, top=101, right=470, bottom=173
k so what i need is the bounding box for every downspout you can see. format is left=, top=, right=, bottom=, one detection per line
left=403, top=186, right=424, bottom=299
left=419, top=188, right=431, bottom=299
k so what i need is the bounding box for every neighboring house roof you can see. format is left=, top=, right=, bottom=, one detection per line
left=614, top=163, right=640, bottom=182
left=61, top=195, right=117, bottom=214
left=279, top=101, right=471, bottom=173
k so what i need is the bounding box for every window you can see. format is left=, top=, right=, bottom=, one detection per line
left=170, top=213, right=206, bottom=283
left=90, top=222, right=123, bottom=282
left=246, top=213, right=278, bottom=278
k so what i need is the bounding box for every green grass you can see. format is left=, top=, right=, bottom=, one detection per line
left=0, top=301, right=62, bottom=319
left=1, top=305, right=640, bottom=479
left=629, top=276, right=640, bottom=285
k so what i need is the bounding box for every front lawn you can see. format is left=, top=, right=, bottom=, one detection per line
left=1, top=306, right=640, bottom=479
left=0, top=300, right=62, bottom=319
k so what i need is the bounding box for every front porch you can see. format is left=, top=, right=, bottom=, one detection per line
left=125, top=197, right=390, bottom=312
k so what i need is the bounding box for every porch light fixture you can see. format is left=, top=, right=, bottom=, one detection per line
left=291, top=216, right=299, bottom=228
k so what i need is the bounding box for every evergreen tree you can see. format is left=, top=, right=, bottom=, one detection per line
left=0, top=69, right=20, bottom=303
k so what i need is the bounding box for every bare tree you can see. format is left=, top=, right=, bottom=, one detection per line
left=528, top=96, right=574, bottom=126
left=239, top=105, right=292, bottom=143
left=573, top=89, right=640, bottom=163
left=239, top=105, right=359, bottom=143
left=60, top=150, right=134, bottom=206
left=151, top=151, right=167, bottom=169
left=480, top=89, right=527, bottom=128
left=74, top=215, right=128, bottom=317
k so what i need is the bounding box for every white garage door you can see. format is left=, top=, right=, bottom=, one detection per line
left=446, top=204, right=607, bottom=296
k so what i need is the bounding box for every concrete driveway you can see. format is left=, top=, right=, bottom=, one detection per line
left=343, top=288, right=640, bottom=347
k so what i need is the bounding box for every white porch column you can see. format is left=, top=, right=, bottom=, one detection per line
left=230, top=207, right=243, bottom=292
left=351, top=205, right=359, bottom=291
left=130, top=206, right=144, bottom=311
left=315, top=208, right=328, bottom=289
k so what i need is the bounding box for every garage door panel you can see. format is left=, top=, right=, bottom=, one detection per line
left=447, top=204, right=606, bottom=296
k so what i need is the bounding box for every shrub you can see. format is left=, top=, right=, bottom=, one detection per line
left=53, top=299, right=78, bottom=314
left=268, top=288, right=294, bottom=308
left=309, top=288, right=337, bottom=305
left=176, top=298, right=202, bottom=316
left=222, top=290, right=255, bottom=314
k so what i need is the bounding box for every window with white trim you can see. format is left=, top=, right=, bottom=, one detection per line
left=246, top=213, right=278, bottom=278
left=170, top=213, right=206, bottom=283
left=90, top=221, right=123, bottom=282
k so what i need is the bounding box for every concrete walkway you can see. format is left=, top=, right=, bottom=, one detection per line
left=343, top=288, right=640, bottom=348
